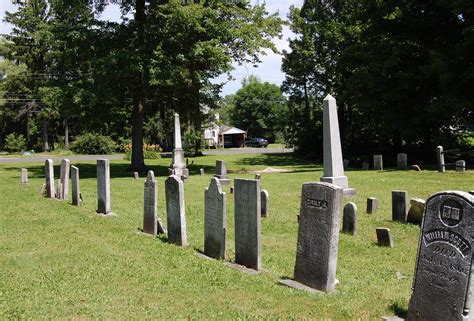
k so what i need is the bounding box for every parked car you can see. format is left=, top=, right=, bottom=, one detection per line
left=245, top=137, right=269, bottom=148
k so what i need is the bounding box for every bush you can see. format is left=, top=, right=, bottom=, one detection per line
left=4, top=133, right=26, bottom=153
left=71, top=133, right=117, bottom=154
left=123, top=143, right=162, bottom=160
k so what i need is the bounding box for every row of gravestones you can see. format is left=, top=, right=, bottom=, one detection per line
left=345, top=153, right=407, bottom=171
left=437, top=145, right=468, bottom=173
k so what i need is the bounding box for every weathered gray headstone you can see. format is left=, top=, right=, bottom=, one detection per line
left=320, top=94, right=356, bottom=195
left=342, top=202, right=357, bottom=235
left=56, top=179, right=62, bottom=199
left=59, top=159, right=70, bottom=200
left=362, top=162, right=369, bottom=170
left=254, top=173, right=261, bottom=180
left=456, top=160, right=466, bottom=172
left=97, top=159, right=111, bottom=214
left=165, top=175, right=187, bottom=246
left=407, top=197, right=425, bottom=225
left=204, top=177, right=226, bottom=259
left=261, top=189, right=269, bottom=218
left=169, top=113, right=189, bottom=180
left=200, top=168, right=205, bottom=175
left=408, top=191, right=474, bottom=321
left=234, top=178, right=261, bottom=270
left=71, top=166, right=82, bottom=206
left=20, top=168, right=28, bottom=185
left=143, top=170, right=158, bottom=236
left=45, top=159, right=55, bottom=198
left=291, top=182, right=343, bottom=292
left=392, top=190, right=408, bottom=222
left=214, top=160, right=230, bottom=185
left=343, top=159, right=349, bottom=171
left=397, top=153, right=408, bottom=170
left=133, top=172, right=139, bottom=179
left=437, top=145, right=445, bottom=173
left=373, top=155, right=383, bottom=170
left=376, top=228, right=393, bottom=247
left=366, top=197, right=379, bottom=214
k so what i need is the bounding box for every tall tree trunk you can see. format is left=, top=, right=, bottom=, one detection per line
left=64, top=117, right=69, bottom=150
left=130, top=0, right=146, bottom=172
left=42, top=120, right=50, bottom=152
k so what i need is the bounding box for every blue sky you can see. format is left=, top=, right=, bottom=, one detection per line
left=0, top=1, right=303, bottom=96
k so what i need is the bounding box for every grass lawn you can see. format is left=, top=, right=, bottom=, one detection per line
left=1, top=153, right=472, bottom=319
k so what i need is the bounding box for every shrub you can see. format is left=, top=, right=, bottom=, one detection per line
left=4, top=133, right=26, bottom=153
left=71, top=133, right=117, bottom=154
left=123, top=143, right=162, bottom=160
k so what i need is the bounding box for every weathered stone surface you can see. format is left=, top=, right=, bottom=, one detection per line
left=343, top=202, right=357, bottom=235
left=170, top=113, right=188, bottom=180
left=362, top=162, right=369, bottom=170
left=397, top=153, right=408, bottom=170
left=373, top=155, right=383, bottom=170
left=408, top=191, right=474, bottom=321
left=59, top=159, right=70, bottom=200
left=376, top=228, right=393, bottom=247
left=234, top=178, right=261, bottom=271
left=456, top=160, right=466, bottom=172
left=204, top=177, right=226, bottom=259
left=133, top=172, right=139, bottom=179
left=143, top=170, right=158, bottom=236
left=293, top=182, right=343, bottom=292
left=320, top=95, right=355, bottom=195
left=200, top=168, right=204, bottom=175
left=367, top=197, right=379, bottom=214
left=97, top=159, right=111, bottom=214
left=261, top=189, right=269, bottom=218
left=407, top=198, right=425, bottom=225
left=45, top=159, right=55, bottom=198
left=165, top=175, right=187, bottom=246
left=20, top=168, right=28, bottom=185
left=71, top=166, right=81, bottom=206
left=392, top=190, right=408, bottom=222
left=437, top=145, right=445, bottom=173
left=214, top=160, right=230, bottom=185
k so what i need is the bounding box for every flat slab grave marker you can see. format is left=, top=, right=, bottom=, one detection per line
left=342, top=202, right=357, bottom=235
left=165, top=175, right=187, bottom=246
left=71, top=166, right=82, bottom=206
left=234, top=178, right=261, bottom=271
left=214, top=160, right=230, bottom=185
left=20, top=168, right=28, bottom=185
left=261, top=189, right=269, bottom=218
left=392, top=190, right=408, bottom=222
left=407, top=191, right=474, bottom=321
left=44, top=159, right=55, bottom=198
left=58, top=159, right=70, bottom=200
left=97, top=159, right=112, bottom=215
left=204, top=177, right=226, bottom=259
left=281, top=182, right=343, bottom=293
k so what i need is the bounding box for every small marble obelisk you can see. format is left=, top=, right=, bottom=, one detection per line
left=169, top=113, right=189, bottom=180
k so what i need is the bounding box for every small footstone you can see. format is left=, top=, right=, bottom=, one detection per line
left=342, top=202, right=357, bottom=235
left=20, top=168, right=28, bottom=185
left=376, top=228, right=393, bottom=247
left=366, top=197, right=379, bottom=214
left=255, top=173, right=261, bottom=180
left=392, top=190, right=408, bottom=222
left=407, top=197, right=425, bottom=225
left=133, top=172, right=139, bottom=179
left=456, top=160, right=466, bottom=172
left=39, top=183, right=46, bottom=196
left=261, top=189, right=269, bottom=218
left=200, top=168, right=205, bottom=175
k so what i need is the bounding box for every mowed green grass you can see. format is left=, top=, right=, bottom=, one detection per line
left=1, top=153, right=472, bottom=319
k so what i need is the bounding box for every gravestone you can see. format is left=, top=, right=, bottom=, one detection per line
left=214, top=160, right=230, bottom=185
left=376, top=228, right=393, bottom=247
left=437, top=145, right=445, bottom=173
left=59, top=159, right=70, bottom=200
left=169, top=113, right=189, bottom=180
left=392, top=190, right=408, bottom=222
left=407, top=191, right=474, bottom=321
left=289, top=182, right=343, bottom=292
left=407, top=198, right=425, bottom=225
left=373, top=155, right=383, bottom=170
left=143, top=170, right=158, bottom=235
left=204, top=177, right=226, bottom=259
left=165, top=175, right=187, bottom=246
left=456, top=160, right=466, bottom=172
left=234, top=178, right=261, bottom=270
left=362, top=162, right=369, bottom=170
left=366, top=197, right=379, bottom=214
left=20, top=168, right=28, bottom=185
left=133, top=172, right=139, bottom=179
left=200, top=168, right=205, bottom=175
left=261, top=189, right=269, bottom=218
left=56, top=179, right=62, bottom=199
left=320, top=94, right=356, bottom=195
left=45, top=159, right=55, bottom=198
left=343, top=202, right=357, bottom=235
left=97, top=159, right=112, bottom=214
left=343, top=159, right=349, bottom=171
left=255, top=173, right=261, bottom=180
left=71, top=166, right=82, bottom=206
left=397, top=153, right=408, bottom=170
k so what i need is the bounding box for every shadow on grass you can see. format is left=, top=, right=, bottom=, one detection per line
left=234, top=153, right=320, bottom=169
left=389, top=302, right=408, bottom=319
left=6, top=162, right=216, bottom=179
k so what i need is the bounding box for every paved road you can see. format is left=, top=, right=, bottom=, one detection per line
left=0, top=147, right=294, bottom=164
